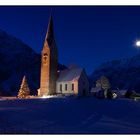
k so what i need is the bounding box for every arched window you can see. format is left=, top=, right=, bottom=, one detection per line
left=43, top=53, right=48, bottom=64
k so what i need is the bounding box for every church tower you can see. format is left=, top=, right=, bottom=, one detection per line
left=39, top=15, right=58, bottom=96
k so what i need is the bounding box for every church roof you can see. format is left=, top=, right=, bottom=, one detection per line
left=57, top=68, right=83, bottom=82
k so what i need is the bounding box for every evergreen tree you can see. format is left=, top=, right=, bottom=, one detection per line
left=18, top=76, right=30, bottom=98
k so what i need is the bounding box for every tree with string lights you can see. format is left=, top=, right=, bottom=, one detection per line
left=18, top=76, right=30, bottom=99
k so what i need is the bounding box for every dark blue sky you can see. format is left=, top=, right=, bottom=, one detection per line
left=0, top=6, right=140, bottom=74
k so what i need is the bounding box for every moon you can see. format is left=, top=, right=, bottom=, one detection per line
left=135, top=40, right=140, bottom=47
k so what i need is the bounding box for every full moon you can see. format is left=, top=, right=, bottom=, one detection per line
left=136, top=40, right=140, bottom=47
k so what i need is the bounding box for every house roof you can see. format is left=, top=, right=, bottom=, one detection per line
left=90, top=87, right=102, bottom=93
left=57, top=68, right=83, bottom=82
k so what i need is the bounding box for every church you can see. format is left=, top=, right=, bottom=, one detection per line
left=38, top=15, right=89, bottom=97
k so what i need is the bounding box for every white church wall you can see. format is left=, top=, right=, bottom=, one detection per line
left=56, top=81, right=78, bottom=94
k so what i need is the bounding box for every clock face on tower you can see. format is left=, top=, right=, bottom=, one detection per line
left=43, top=53, right=48, bottom=64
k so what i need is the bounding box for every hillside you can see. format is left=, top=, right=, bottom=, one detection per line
left=0, top=29, right=66, bottom=96
left=90, top=54, right=140, bottom=92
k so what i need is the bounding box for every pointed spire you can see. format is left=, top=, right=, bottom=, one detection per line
left=45, top=14, right=54, bottom=46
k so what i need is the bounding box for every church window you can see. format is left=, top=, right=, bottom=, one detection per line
left=72, top=84, right=74, bottom=91
left=65, top=84, right=67, bottom=91
left=43, top=53, right=48, bottom=64
left=43, top=53, right=48, bottom=61
left=60, top=84, right=62, bottom=91
left=44, top=53, right=48, bottom=56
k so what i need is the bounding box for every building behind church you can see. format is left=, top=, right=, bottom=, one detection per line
left=38, top=15, right=89, bottom=96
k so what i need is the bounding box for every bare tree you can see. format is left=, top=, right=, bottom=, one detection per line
left=100, top=76, right=111, bottom=90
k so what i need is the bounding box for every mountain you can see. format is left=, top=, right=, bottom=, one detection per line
left=90, top=54, right=140, bottom=92
left=0, top=29, right=66, bottom=96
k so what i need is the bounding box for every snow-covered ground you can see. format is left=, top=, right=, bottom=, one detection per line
left=0, top=97, right=140, bottom=134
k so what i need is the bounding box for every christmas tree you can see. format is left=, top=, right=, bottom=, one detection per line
left=18, top=76, right=30, bottom=98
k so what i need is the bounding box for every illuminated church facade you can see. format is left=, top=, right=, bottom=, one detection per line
left=38, top=16, right=89, bottom=97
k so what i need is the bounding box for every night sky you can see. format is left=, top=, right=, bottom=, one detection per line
left=0, top=6, right=140, bottom=74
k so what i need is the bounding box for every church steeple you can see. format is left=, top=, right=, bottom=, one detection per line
left=45, top=15, right=55, bottom=47
left=39, top=14, right=58, bottom=96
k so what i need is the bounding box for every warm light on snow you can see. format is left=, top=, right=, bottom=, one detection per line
left=41, top=95, right=55, bottom=99
left=135, top=40, right=140, bottom=47
left=42, top=95, right=48, bottom=99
